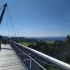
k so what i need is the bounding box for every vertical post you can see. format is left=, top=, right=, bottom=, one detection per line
left=30, top=58, right=32, bottom=70
left=29, top=53, right=32, bottom=70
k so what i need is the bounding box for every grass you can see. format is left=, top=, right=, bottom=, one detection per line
left=21, top=42, right=36, bottom=46
left=45, top=40, right=54, bottom=44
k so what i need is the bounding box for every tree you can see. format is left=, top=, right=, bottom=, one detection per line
left=66, top=34, right=70, bottom=45
left=0, top=35, right=2, bottom=41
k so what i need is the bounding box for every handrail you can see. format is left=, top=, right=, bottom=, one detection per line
left=10, top=41, right=46, bottom=70
left=11, top=41, right=70, bottom=70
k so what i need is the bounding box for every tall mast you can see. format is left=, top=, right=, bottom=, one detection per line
left=0, top=3, right=7, bottom=24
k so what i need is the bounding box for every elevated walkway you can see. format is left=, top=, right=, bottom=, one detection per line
left=0, top=43, right=70, bottom=70
left=0, top=44, right=26, bottom=70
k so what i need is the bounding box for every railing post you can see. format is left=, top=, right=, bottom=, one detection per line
left=30, top=58, right=32, bottom=70
left=29, top=53, right=32, bottom=70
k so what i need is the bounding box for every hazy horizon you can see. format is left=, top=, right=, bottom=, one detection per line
left=3, top=35, right=66, bottom=38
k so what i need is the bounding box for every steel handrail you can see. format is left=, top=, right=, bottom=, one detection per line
left=11, top=42, right=47, bottom=70
left=11, top=41, right=70, bottom=70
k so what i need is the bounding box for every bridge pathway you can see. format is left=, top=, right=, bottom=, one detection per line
left=0, top=44, right=26, bottom=70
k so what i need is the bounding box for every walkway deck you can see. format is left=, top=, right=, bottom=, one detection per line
left=0, top=44, right=26, bottom=70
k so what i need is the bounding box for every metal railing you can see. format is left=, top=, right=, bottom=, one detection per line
left=10, top=41, right=70, bottom=70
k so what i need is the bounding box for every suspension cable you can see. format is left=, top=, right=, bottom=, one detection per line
left=7, top=6, right=20, bottom=37
left=0, top=6, right=3, bottom=10
left=0, top=22, right=4, bottom=36
left=6, top=6, right=19, bottom=42
left=6, top=8, right=9, bottom=37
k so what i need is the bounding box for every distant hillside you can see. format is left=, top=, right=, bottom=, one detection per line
left=10, top=37, right=39, bottom=42
left=2, top=36, right=66, bottom=42
left=38, top=37, right=66, bottom=41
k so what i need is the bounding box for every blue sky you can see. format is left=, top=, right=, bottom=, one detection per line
left=0, top=0, right=70, bottom=37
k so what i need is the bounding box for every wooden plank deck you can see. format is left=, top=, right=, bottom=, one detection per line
left=0, top=44, right=26, bottom=70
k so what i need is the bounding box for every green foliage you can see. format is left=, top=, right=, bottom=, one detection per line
left=21, top=35, right=70, bottom=69
left=22, top=40, right=64, bottom=58
left=48, top=66, right=62, bottom=70
left=22, top=42, right=36, bottom=46
left=45, top=40, right=54, bottom=44
left=55, top=35, right=70, bottom=64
